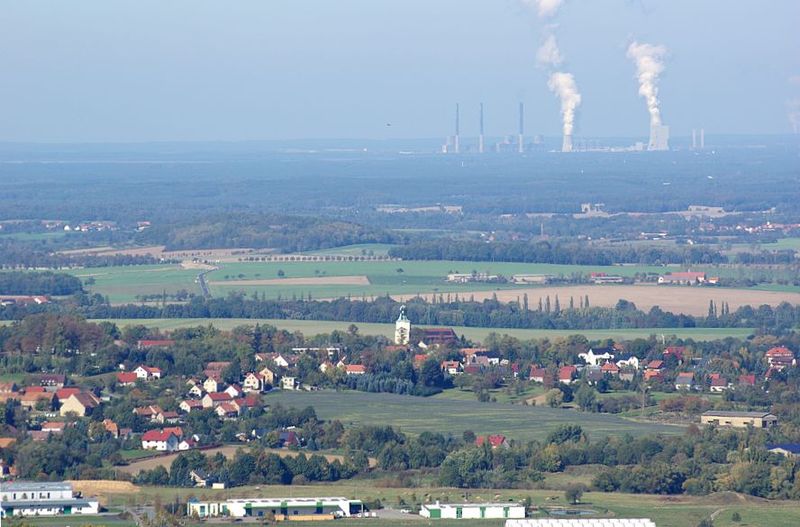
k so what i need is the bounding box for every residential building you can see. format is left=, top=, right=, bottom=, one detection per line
left=600, top=362, right=620, bottom=376
left=420, top=502, right=525, bottom=520
left=475, top=435, right=509, bottom=449
left=116, top=372, right=138, bottom=386
left=180, top=400, right=204, bottom=413
left=259, top=366, right=277, bottom=385
left=202, top=392, right=233, bottom=409
left=766, top=347, right=795, bottom=370
left=675, top=372, right=695, bottom=391
left=738, top=374, right=756, bottom=387
left=701, top=410, right=778, bottom=429
left=137, top=339, right=175, bottom=349
left=280, top=377, right=299, bottom=390
left=709, top=377, right=729, bottom=393
left=224, top=384, right=243, bottom=398
left=441, top=361, right=462, bottom=375
left=0, top=481, right=99, bottom=517
left=34, top=374, right=66, bottom=388
left=578, top=347, right=615, bottom=366
left=419, top=328, right=458, bottom=348
left=529, top=367, right=547, bottom=384
left=345, top=364, right=366, bottom=375
left=133, top=365, right=162, bottom=380
left=141, top=429, right=180, bottom=451
left=59, top=392, right=100, bottom=417
left=203, top=377, right=220, bottom=393
left=558, top=366, right=577, bottom=384
left=243, top=372, right=263, bottom=392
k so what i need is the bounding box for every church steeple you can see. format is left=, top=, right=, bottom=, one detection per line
left=394, top=305, right=411, bottom=345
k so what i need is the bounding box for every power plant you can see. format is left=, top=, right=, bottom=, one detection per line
left=648, top=125, right=670, bottom=151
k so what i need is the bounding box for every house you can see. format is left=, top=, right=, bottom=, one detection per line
left=259, top=366, right=277, bottom=385
left=558, top=366, right=578, bottom=384
left=619, top=369, right=636, bottom=382
left=204, top=361, right=231, bottom=379
left=235, top=395, right=260, bottom=412
left=319, top=361, right=335, bottom=374
left=59, top=392, right=100, bottom=417
left=103, top=419, right=120, bottom=438
left=34, top=374, right=66, bottom=388
left=475, top=434, right=510, bottom=449
left=180, top=399, right=204, bottom=413
left=616, top=355, right=641, bottom=370
left=645, top=360, right=664, bottom=372
left=133, top=365, right=162, bottom=380
left=766, top=346, right=795, bottom=370
left=664, top=346, right=686, bottom=363
left=133, top=405, right=164, bottom=420
left=675, top=372, right=695, bottom=391
left=768, top=443, right=800, bottom=458
left=738, top=374, right=757, bottom=387
left=441, top=361, right=462, bottom=375
left=203, top=377, right=220, bottom=394
left=0, top=481, right=99, bottom=517
left=216, top=402, right=240, bottom=419
left=345, top=364, right=366, bottom=375
left=579, top=347, right=615, bottom=367
left=419, top=328, right=458, bottom=348
left=601, top=362, right=620, bottom=376
left=700, top=410, right=778, bottom=429
left=141, top=429, right=180, bottom=451
left=419, top=501, right=525, bottom=520
left=280, top=377, right=299, bottom=390
left=18, top=388, right=55, bottom=410
left=202, top=392, right=233, bottom=409
left=643, top=369, right=663, bottom=382
left=116, top=372, right=139, bottom=386
left=709, top=377, right=730, bottom=393
left=529, top=366, right=547, bottom=383
left=155, top=411, right=180, bottom=424
left=40, top=421, right=67, bottom=434
left=278, top=430, right=301, bottom=447
left=658, top=272, right=707, bottom=285
left=190, top=469, right=213, bottom=487
left=188, top=383, right=204, bottom=398
left=55, top=387, right=81, bottom=402
left=225, top=384, right=243, bottom=398
left=243, top=372, right=263, bottom=393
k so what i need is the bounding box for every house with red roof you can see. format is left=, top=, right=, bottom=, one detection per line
left=55, top=387, right=81, bottom=401
left=59, top=392, right=100, bottom=417
left=116, top=372, right=139, bottom=386
left=710, top=377, right=730, bottom=393
left=475, top=434, right=510, bottom=449
left=664, top=346, right=686, bottom=363
left=529, top=366, right=548, bottom=383
left=141, top=429, right=180, bottom=451
left=601, top=362, right=620, bottom=376
left=441, top=361, right=462, bottom=375
left=675, top=372, right=695, bottom=391
left=133, top=405, right=164, bottom=420
left=345, top=364, right=367, bottom=375
left=202, top=392, right=233, bottom=409
left=558, top=366, right=578, bottom=384
left=738, top=374, right=756, bottom=387
left=646, top=360, right=664, bottom=371
left=180, top=399, right=204, bottom=413
left=137, top=339, right=175, bottom=349
left=766, top=347, right=795, bottom=371
left=644, top=369, right=664, bottom=382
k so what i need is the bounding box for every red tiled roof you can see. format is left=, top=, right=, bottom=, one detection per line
left=138, top=339, right=175, bottom=348
left=558, top=366, right=577, bottom=380
left=739, top=374, right=756, bottom=386
left=142, top=429, right=178, bottom=442
left=55, top=387, right=81, bottom=400
left=117, top=372, right=138, bottom=384
left=345, top=364, right=366, bottom=374
left=476, top=434, right=507, bottom=448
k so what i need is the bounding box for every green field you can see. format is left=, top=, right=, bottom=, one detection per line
left=68, top=264, right=201, bottom=303
left=302, top=243, right=397, bottom=256
left=262, top=390, right=681, bottom=441
left=91, top=318, right=756, bottom=342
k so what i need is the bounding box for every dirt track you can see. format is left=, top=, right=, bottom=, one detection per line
left=211, top=275, right=371, bottom=287
left=394, top=284, right=800, bottom=316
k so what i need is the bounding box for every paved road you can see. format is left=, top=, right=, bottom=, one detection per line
left=197, top=267, right=217, bottom=298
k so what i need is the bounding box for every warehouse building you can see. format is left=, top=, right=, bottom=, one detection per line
left=187, top=497, right=363, bottom=519
left=0, top=481, right=99, bottom=517
left=420, top=501, right=525, bottom=520
left=700, top=410, right=778, bottom=429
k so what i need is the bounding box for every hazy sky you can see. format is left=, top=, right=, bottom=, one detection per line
left=1, top=0, right=798, bottom=142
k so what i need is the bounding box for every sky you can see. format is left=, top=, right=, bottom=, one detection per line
left=0, top=0, right=798, bottom=142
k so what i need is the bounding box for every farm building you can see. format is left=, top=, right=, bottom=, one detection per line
left=0, top=481, right=99, bottom=518
left=187, top=497, right=363, bottom=519
left=700, top=410, right=778, bottom=429
left=506, top=520, right=656, bottom=527
left=419, top=502, right=525, bottom=520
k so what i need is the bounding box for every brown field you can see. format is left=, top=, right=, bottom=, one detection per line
left=211, top=275, right=371, bottom=287
left=67, top=480, right=139, bottom=504
left=118, top=445, right=375, bottom=475
left=395, top=284, right=800, bottom=316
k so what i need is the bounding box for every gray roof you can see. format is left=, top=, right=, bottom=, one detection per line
left=1, top=498, right=94, bottom=508
left=1, top=481, right=72, bottom=492
left=702, top=410, right=775, bottom=418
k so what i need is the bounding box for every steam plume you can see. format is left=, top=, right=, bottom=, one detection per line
left=627, top=41, right=667, bottom=126
left=536, top=33, right=563, bottom=67
left=547, top=72, right=581, bottom=136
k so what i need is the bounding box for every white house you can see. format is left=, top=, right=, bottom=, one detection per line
left=419, top=502, right=525, bottom=520
left=224, top=384, right=243, bottom=398
left=134, top=365, right=162, bottom=380
left=578, top=348, right=615, bottom=367
left=280, top=377, right=299, bottom=390
left=243, top=373, right=263, bottom=393
left=616, top=356, right=640, bottom=370
left=203, top=377, right=220, bottom=393
left=141, top=429, right=180, bottom=451
left=0, top=481, right=99, bottom=517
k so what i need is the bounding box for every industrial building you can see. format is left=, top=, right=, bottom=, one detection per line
left=507, top=519, right=656, bottom=527
left=419, top=501, right=525, bottom=520
left=700, top=410, right=778, bottom=429
left=187, top=497, right=364, bottom=519
left=648, top=124, right=670, bottom=151
left=0, top=481, right=100, bottom=517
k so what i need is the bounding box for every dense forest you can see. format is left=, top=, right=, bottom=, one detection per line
left=0, top=271, right=84, bottom=295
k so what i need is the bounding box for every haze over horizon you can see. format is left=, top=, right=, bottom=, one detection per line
left=1, top=0, right=798, bottom=143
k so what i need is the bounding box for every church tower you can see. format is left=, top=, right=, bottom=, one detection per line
left=394, top=305, right=411, bottom=345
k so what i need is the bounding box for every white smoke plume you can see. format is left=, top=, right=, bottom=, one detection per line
left=522, top=0, right=565, bottom=18
left=547, top=72, right=581, bottom=136
left=536, top=33, right=563, bottom=67
left=627, top=41, right=667, bottom=127
left=788, top=99, right=800, bottom=134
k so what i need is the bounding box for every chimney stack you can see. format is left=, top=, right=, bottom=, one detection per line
left=562, top=134, right=573, bottom=153
left=518, top=102, right=525, bottom=154
left=692, top=129, right=697, bottom=149
left=454, top=103, right=460, bottom=154
left=700, top=128, right=705, bottom=149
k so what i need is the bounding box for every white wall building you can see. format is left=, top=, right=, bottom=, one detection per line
left=0, top=481, right=99, bottom=517
left=187, top=497, right=363, bottom=519
left=420, top=502, right=525, bottom=520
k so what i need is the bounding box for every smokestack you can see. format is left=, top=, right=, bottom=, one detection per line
left=518, top=102, right=525, bottom=153
left=692, top=129, right=697, bottom=149
left=700, top=128, right=705, bottom=149
left=479, top=103, right=485, bottom=154
left=454, top=103, right=460, bottom=154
